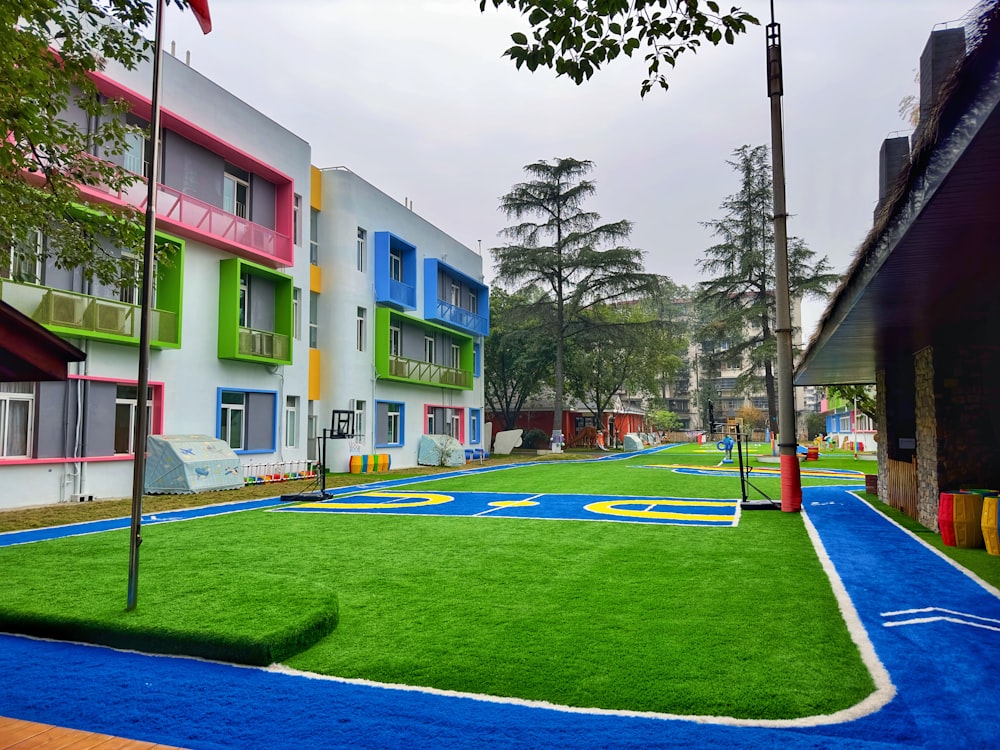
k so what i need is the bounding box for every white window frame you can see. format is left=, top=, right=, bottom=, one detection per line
left=309, top=291, right=318, bottom=348
left=285, top=395, right=299, bottom=448
left=114, top=384, right=153, bottom=455
left=4, top=230, right=43, bottom=284
left=356, top=227, right=367, bottom=272
left=450, top=282, right=461, bottom=306
left=390, top=248, right=402, bottom=282
left=239, top=271, right=251, bottom=328
left=424, top=336, right=435, bottom=363
left=0, top=383, right=34, bottom=458
left=469, top=290, right=478, bottom=316
left=293, top=194, right=302, bottom=246
left=389, top=324, right=401, bottom=357
left=223, top=169, right=250, bottom=219
left=386, top=403, right=401, bottom=445
left=310, top=209, right=320, bottom=265
left=451, top=343, right=461, bottom=370
left=292, top=287, right=302, bottom=340
left=221, top=392, right=246, bottom=450
left=356, top=307, right=367, bottom=352
left=353, top=400, right=366, bottom=437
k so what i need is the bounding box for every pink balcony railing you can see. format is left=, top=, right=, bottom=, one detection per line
left=80, top=174, right=292, bottom=265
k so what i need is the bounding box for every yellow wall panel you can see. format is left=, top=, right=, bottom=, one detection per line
left=310, top=264, right=321, bottom=292
left=309, top=348, right=321, bottom=400
left=310, top=166, right=322, bottom=210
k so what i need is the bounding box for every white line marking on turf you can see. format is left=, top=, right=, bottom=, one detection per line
left=882, top=616, right=1000, bottom=633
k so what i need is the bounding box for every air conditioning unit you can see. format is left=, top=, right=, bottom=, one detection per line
left=96, top=305, right=130, bottom=334
left=250, top=332, right=274, bottom=357
left=49, top=294, right=82, bottom=326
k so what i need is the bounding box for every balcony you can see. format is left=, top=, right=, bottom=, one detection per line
left=0, top=280, right=179, bottom=348
left=388, top=278, right=416, bottom=309
left=388, top=355, right=472, bottom=389
left=79, top=177, right=293, bottom=267
left=238, top=327, right=290, bottom=361
left=433, top=300, right=489, bottom=337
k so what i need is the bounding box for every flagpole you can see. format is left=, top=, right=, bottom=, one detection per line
left=127, top=0, right=166, bottom=611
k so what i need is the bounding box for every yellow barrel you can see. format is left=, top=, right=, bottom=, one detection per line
left=982, top=495, right=1000, bottom=556
left=953, top=492, right=985, bottom=549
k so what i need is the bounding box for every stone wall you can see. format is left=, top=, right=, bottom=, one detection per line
left=914, top=346, right=939, bottom=529
left=876, top=367, right=889, bottom=506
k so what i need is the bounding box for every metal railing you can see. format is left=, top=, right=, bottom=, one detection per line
left=388, top=354, right=471, bottom=388
left=0, top=279, right=178, bottom=345
left=80, top=173, right=292, bottom=264
left=435, top=299, right=488, bottom=335
left=238, top=326, right=290, bottom=360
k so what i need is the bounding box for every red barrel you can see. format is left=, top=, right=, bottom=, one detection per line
left=939, top=493, right=957, bottom=547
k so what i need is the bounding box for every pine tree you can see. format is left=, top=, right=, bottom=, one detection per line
left=696, top=145, right=840, bottom=435
left=491, top=158, right=655, bottom=436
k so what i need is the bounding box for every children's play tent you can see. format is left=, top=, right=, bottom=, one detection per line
left=144, top=435, right=243, bottom=494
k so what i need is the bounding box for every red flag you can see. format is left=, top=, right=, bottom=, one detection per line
left=189, top=0, right=212, bottom=34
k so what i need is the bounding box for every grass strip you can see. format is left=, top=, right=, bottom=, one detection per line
left=0, top=522, right=338, bottom=665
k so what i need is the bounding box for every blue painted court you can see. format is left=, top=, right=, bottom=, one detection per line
left=273, top=490, right=740, bottom=526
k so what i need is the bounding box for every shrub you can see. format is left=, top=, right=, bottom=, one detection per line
left=521, top=428, right=551, bottom=449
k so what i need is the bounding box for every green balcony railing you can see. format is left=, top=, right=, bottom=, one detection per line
left=237, top=326, right=290, bottom=361
left=388, top=354, right=472, bottom=388
left=0, top=279, right=178, bottom=346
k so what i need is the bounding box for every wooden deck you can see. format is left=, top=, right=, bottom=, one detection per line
left=0, top=716, right=183, bottom=749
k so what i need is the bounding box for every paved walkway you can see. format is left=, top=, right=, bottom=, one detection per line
left=1, top=485, right=998, bottom=748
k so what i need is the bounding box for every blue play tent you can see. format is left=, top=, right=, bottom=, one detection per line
left=144, top=434, right=243, bottom=494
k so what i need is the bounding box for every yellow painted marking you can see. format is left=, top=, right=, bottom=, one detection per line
left=488, top=500, right=540, bottom=507
left=584, top=499, right=735, bottom=522
left=297, top=491, right=454, bottom=510
left=646, top=464, right=863, bottom=479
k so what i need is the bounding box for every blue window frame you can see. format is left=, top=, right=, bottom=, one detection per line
left=375, top=400, right=404, bottom=447
left=216, top=388, right=277, bottom=454
left=470, top=408, right=481, bottom=444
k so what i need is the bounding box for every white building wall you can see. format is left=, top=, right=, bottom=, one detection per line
left=317, top=168, right=486, bottom=472
left=1, top=53, right=312, bottom=509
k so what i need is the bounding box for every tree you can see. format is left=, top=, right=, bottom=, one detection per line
left=563, top=303, right=661, bottom=435
left=696, top=145, right=840, bottom=436
left=736, top=404, right=766, bottom=432
left=479, top=0, right=759, bottom=97
left=828, top=385, right=877, bottom=423
left=1, top=1, right=189, bottom=287
left=484, top=287, right=554, bottom=430
left=491, top=157, right=656, bottom=436
left=647, top=408, right=682, bottom=432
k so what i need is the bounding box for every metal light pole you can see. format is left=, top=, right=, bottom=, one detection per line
left=127, top=0, right=166, bottom=610
left=766, top=1, right=802, bottom=512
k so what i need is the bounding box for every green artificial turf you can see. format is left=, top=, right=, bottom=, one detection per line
left=0, top=525, right=339, bottom=665
left=0, top=509, right=874, bottom=719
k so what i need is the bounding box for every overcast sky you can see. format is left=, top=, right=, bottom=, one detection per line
left=162, top=0, right=977, bottom=338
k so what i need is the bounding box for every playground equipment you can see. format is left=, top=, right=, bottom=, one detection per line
left=734, top=424, right=780, bottom=511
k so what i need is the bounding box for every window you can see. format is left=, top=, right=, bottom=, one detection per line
left=390, top=248, right=402, bottom=281
left=470, top=409, right=481, bottom=444
left=469, top=291, right=478, bottom=316
left=223, top=164, right=250, bottom=218
left=376, top=401, right=403, bottom=447
left=450, top=411, right=461, bottom=439
left=389, top=325, right=401, bottom=357
left=238, top=271, right=250, bottom=327
left=3, top=231, right=43, bottom=284
left=353, top=399, right=366, bottom=437
left=220, top=391, right=246, bottom=450
left=356, top=307, right=366, bottom=351
left=424, top=336, right=435, bottom=363
left=285, top=396, right=299, bottom=448
left=0, top=383, right=34, bottom=458
left=118, top=251, right=155, bottom=307
left=309, top=291, right=318, bottom=348
left=114, top=385, right=153, bottom=455
left=307, top=401, right=317, bottom=461
left=426, top=410, right=435, bottom=434
left=310, top=209, right=320, bottom=265
left=451, top=343, right=461, bottom=369
left=357, top=227, right=367, bottom=272
left=450, top=282, right=460, bottom=306
left=473, top=343, right=481, bottom=378
left=218, top=389, right=277, bottom=453
left=424, top=405, right=464, bottom=441
left=292, top=287, right=302, bottom=340
left=293, top=194, right=302, bottom=246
